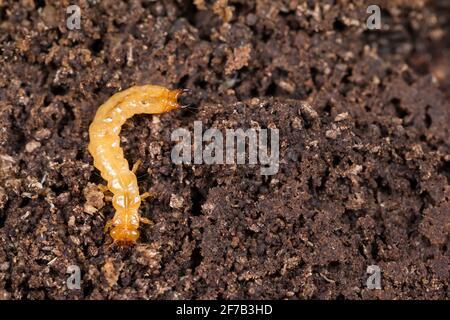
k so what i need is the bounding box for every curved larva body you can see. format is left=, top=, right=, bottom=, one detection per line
left=88, top=85, right=182, bottom=243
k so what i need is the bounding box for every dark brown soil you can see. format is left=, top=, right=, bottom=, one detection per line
left=0, top=0, right=449, bottom=299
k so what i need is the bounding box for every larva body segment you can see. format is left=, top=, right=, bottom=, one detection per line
left=88, top=85, right=183, bottom=243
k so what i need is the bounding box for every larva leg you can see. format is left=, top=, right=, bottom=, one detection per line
left=131, top=159, right=142, bottom=174
left=98, top=184, right=109, bottom=193
left=140, top=217, right=153, bottom=225
left=98, top=184, right=112, bottom=201
left=140, top=191, right=153, bottom=200
left=104, top=219, right=114, bottom=233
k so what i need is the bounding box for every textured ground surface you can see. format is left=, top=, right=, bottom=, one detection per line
left=0, top=0, right=449, bottom=299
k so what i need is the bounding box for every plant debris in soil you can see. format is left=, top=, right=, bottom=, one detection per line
left=0, top=0, right=449, bottom=299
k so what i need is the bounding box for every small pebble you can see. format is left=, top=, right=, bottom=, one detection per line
left=25, top=141, right=41, bottom=153
left=169, top=193, right=184, bottom=209
left=34, top=128, right=52, bottom=140
left=334, top=112, right=350, bottom=122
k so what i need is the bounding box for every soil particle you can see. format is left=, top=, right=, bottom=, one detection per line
left=83, top=183, right=105, bottom=214
left=169, top=194, right=185, bottom=210
left=0, top=0, right=448, bottom=300
left=225, top=43, right=252, bottom=75
left=102, top=258, right=124, bottom=288
left=213, top=0, right=234, bottom=23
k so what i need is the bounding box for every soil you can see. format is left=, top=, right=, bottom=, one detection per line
left=0, top=0, right=449, bottom=300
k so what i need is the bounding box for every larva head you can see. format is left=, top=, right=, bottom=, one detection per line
left=139, top=86, right=191, bottom=113
left=110, top=226, right=140, bottom=243
left=163, top=88, right=191, bottom=112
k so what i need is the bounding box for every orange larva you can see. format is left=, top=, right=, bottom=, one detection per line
left=88, top=85, right=188, bottom=244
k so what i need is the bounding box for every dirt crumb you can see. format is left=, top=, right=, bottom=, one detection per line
left=134, top=245, right=162, bottom=271
left=0, top=0, right=449, bottom=300
left=213, top=0, right=234, bottom=23
left=25, top=141, right=41, bottom=153
left=102, top=258, right=123, bottom=288
left=169, top=194, right=184, bottom=209
left=83, top=183, right=105, bottom=214
left=225, top=44, right=252, bottom=75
